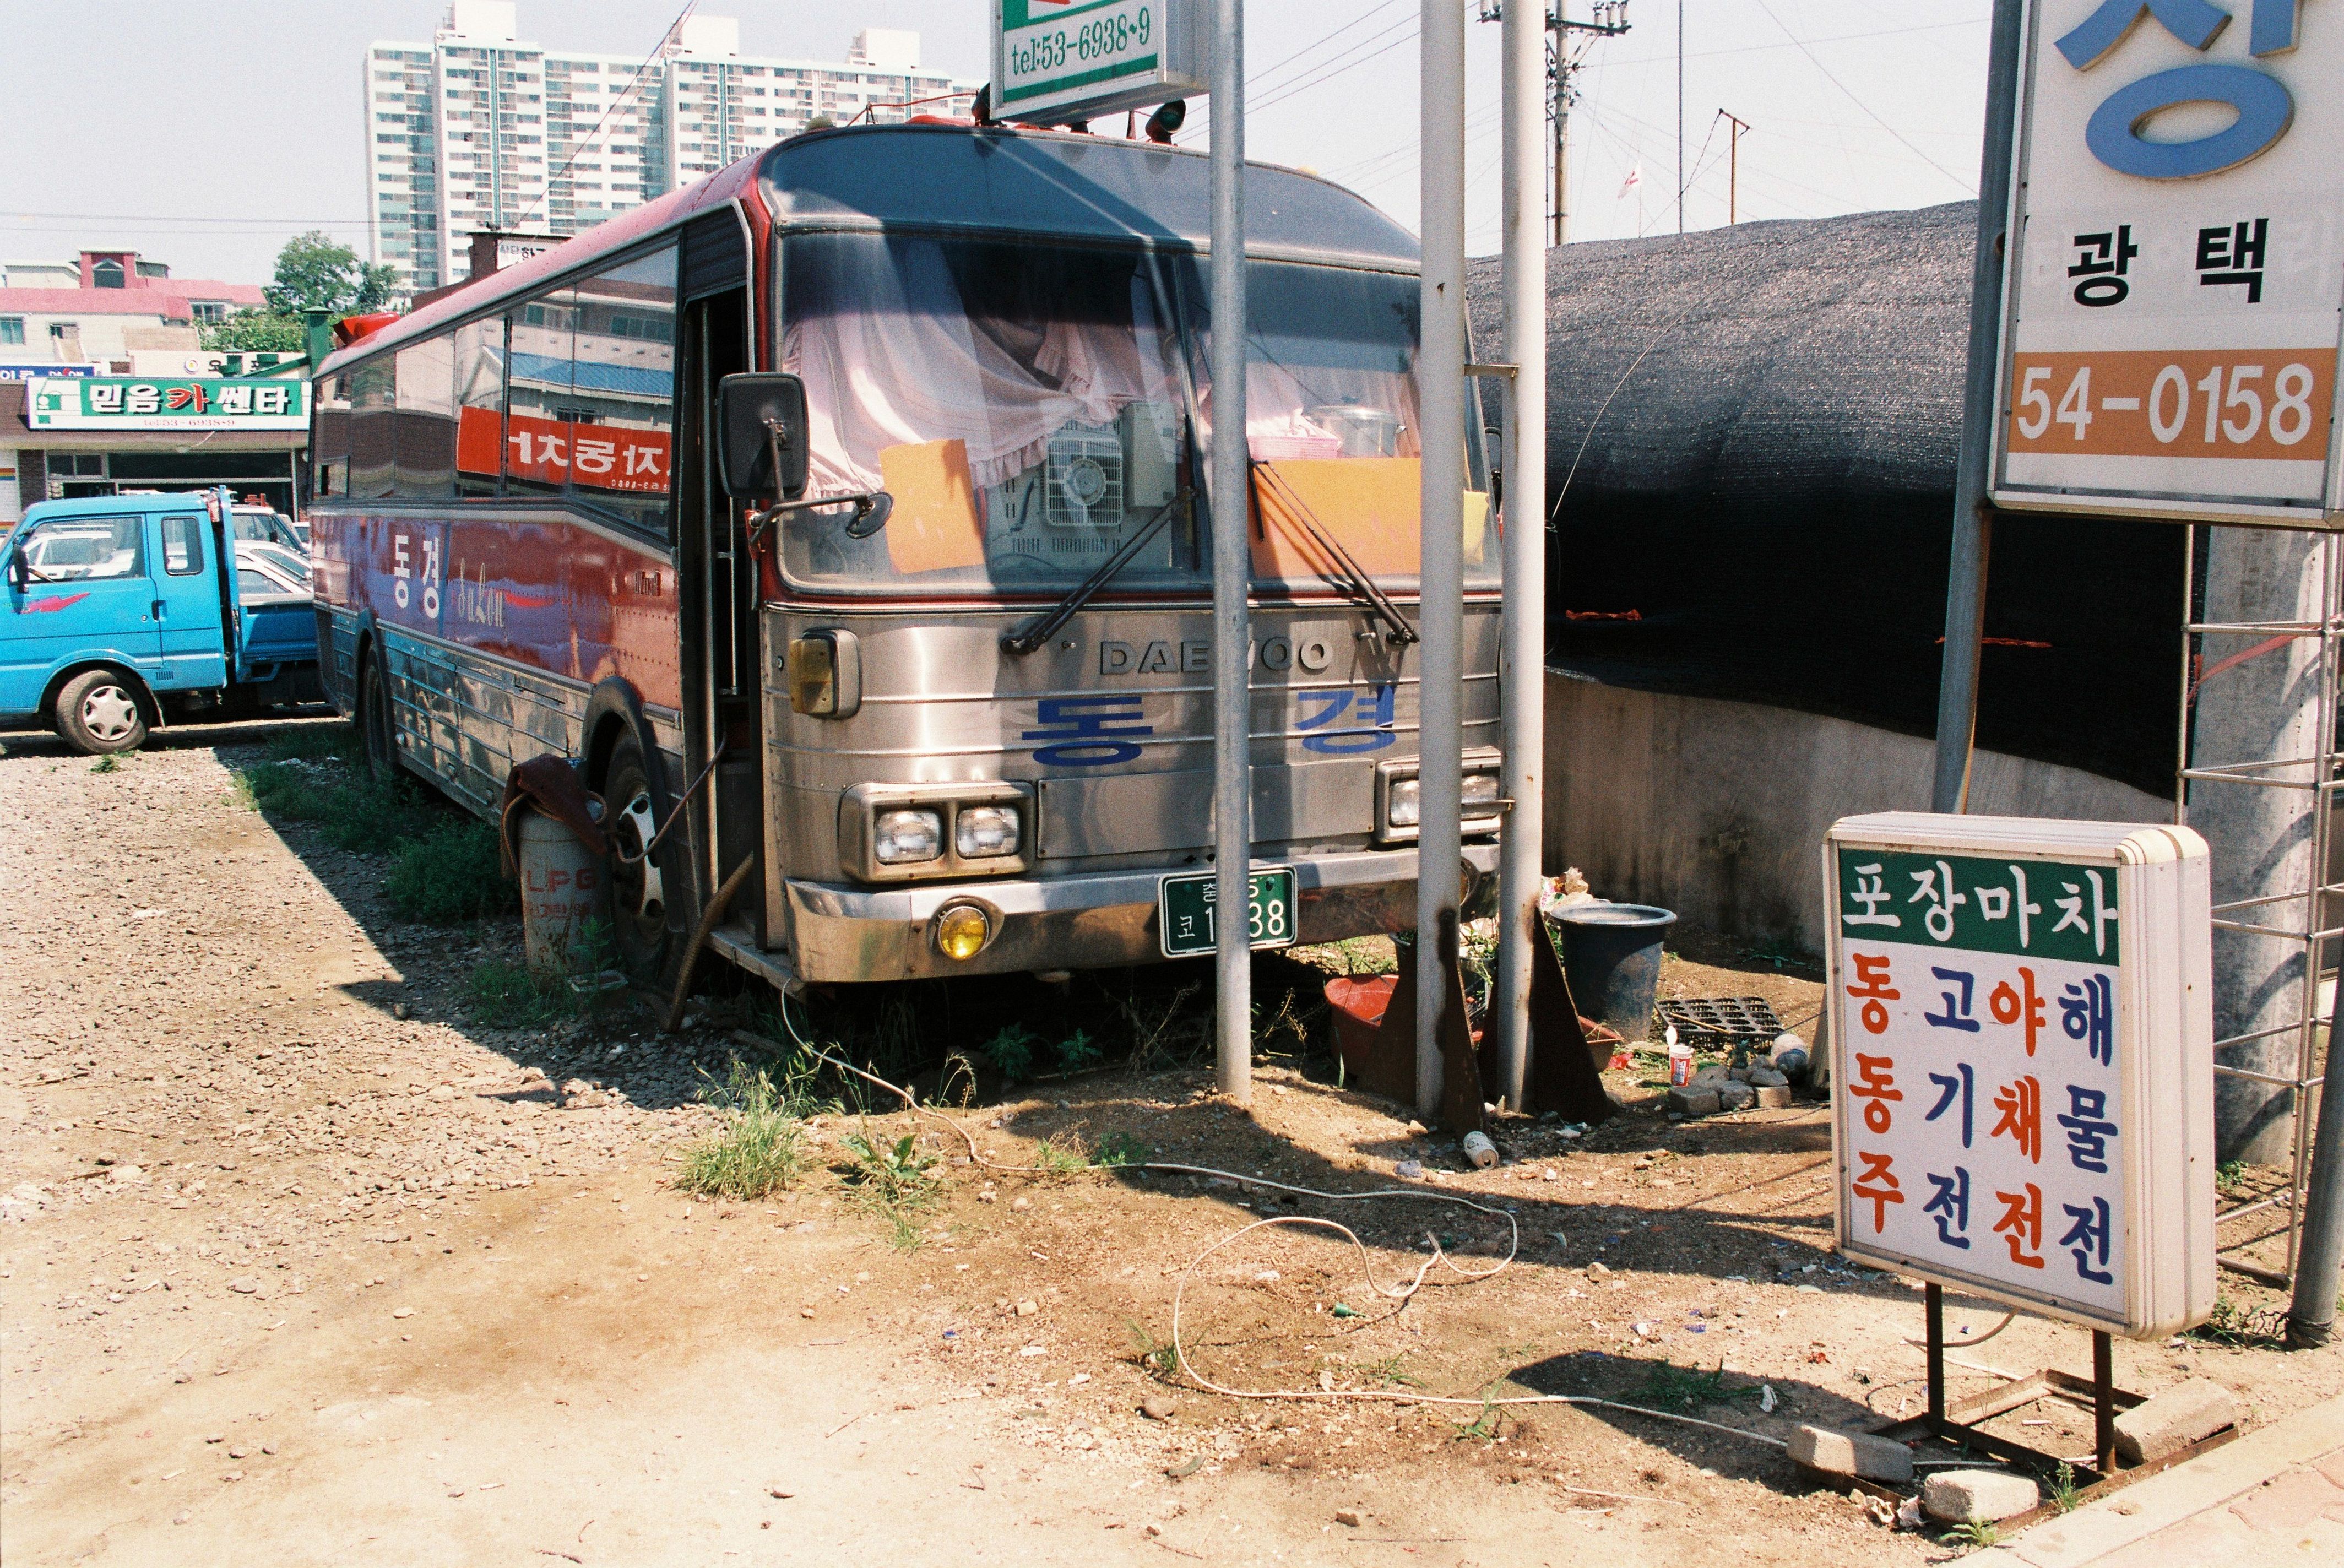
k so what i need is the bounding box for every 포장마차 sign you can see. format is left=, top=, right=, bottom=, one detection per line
left=1822, top=813, right=2216, bottom=1338
left=1990, top=0, right=2343, bottom=524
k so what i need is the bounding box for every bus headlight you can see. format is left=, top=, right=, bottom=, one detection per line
left=1461, top=772, right=1502, bottom=822
left=955, top=804, right=1021, bottom=859
left=1387, top=779, right=1421, bottom=828
left=935, top=903, right=991, bottom=961
left=873, top=809, right=943, bottom=864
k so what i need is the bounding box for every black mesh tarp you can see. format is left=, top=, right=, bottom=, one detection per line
left=1466, top=202, right=2182, bottom=796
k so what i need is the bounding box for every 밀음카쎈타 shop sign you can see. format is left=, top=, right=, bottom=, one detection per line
left=1991, top=0, right=2344, bottom=523
left=1822, top=813, right=2218, bottom=1337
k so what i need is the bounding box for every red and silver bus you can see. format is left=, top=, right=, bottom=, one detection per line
left=308, top=121, right=1501, bottom=990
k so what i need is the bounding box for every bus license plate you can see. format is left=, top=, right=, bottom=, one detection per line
left=1158, top=866, right=1297, bottom=959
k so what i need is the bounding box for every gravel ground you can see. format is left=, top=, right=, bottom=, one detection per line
left=5, top=720, right=2340, bottom=1568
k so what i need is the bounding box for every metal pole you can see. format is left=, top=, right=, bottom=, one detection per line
left=1674, top=0, right=1684, bottom=235
left=2092, top=1330, right=2115, bottom=1475
left=1553, top=39, right=1569, bottom=247
left=1928, top=0, right=2025, bottom=816
left=1209, top=0, right=1252, bottom=1108
left=1492, top=0, right=1548, bottom=1113
left=2288, top=862, right=2344, bottom=1347
left=1416, top=0, right=1468, bottom=1121
left=1925, top=1283, right=1946, bottom=1425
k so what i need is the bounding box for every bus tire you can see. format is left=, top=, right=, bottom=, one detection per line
left=359, top=647, right=398, bottom=783
left=603, top=734, right=674, bottom=982
left=55, top=669, right=150, bottom=755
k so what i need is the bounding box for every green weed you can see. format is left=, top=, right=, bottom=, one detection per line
left=2215, top=1159, right=2251, bottom=1197
left=1452, top=1390, right=1504, bottom=1442
left=1358, top=1353, right=1421, bottom=1388
left=384, top=817, right=515, bottom=924
left=1125, top=1319, right=1179, bottom=1377
left=979, top=1023, right=1040, bottom=1081
left=1094, top=1131, right=1148, bottom=1169
left=1637, top=1359, right=1735, bottom=1410
left=90, top=754, right=120, bottom=774
left=1943, top=1517, right=2001, bottom=1550
left=842, top=1127, right=942, bottom=1249
left=675, top=1064, right=811, bottom=1201
left=1056, top=1028, right=1103, bottom=1072
left=235, top=752, right=443, bottom=855
left=1031, top=1135, right=1093, bottom=1176
left=2049, top=1461, right=2079, bottom=1514
left=262, top=724, right=362, bottom=763
left=464, top=959, right=569, bottom=1029
left=2189, top=1293, right=2285, bottom=1347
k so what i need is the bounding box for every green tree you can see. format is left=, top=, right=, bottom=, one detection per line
left=262, top=231, right=398, bottom=317
left=199, top=311, right=305, bottom=352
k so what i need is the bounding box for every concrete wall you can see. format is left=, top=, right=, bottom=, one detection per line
left=1544, top=671, right=2172, bottom=953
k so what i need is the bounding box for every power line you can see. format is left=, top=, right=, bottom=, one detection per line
left=1748, top=0, right=1977, bottom=196
left=515, top=0, right=698, bottom=229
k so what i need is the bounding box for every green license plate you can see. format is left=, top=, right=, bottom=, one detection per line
left=1158, top=866, right=1298, bottom=958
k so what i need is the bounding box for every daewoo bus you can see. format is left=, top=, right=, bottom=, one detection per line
left=307, top=121, right=1501, bottom=989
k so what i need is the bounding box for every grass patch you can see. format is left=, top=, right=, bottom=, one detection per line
left=465, top=959, right=571, bottom=1029
left=90, top=754, right=121, bottom=774
left=1126, top=1319, right=1179, bottom=1378
left=2049, top=1461, right=2079, bottom=1514
left=1942, top=1517, right=2001, bottom=1550
left=675, top=1064, right=812, bottom=1201
left=2215, top=1159, right=2251, bottom=1197
left=236, top=753, right=444, bottom=856
left=1637, top=1359, right=1737, bottom=1410
left=1358, top=1352, right=1421, bottom=1389
left=842, top=1126, right=942, bottom=1249
left=2188, top=1293, right=2286, bottom=1347
left=384, top=817, right=516, bottom=924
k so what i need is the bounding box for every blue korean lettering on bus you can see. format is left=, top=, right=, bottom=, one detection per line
left=2059, top=0, right=2305, bottom=180
left=1024, top=694, right=1153, bottom=766
left=1294, top=684, right=1398, bottom=755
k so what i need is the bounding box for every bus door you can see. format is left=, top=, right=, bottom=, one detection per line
left=675, top=214, right=761, bottom=938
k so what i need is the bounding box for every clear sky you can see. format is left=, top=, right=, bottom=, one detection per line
left=0, top=1, right=1992, bottom=286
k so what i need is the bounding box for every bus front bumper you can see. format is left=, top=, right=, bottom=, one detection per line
left=782, top=843, right=1500, bottom=984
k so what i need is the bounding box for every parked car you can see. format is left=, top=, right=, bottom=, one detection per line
left=0, top=489, right=323, bottom=753
left=230, top=504, right=305, bottom=555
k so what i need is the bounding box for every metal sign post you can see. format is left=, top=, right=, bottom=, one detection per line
left=1207, top=0, right=1252, bottom=1108
left=1490, top=0, right=1549, bottom=1111
left=1415, top=0, right=1469, bottom=1122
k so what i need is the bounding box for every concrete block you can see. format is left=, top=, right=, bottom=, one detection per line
left=1749, top=1066, right=1790, bottom=1088
left=1717, top=1081, right=1756, bottom=1112
left=1921, top=1469, right=2039, bottom=1523
left=2113, top=1377, right=2236, bottom=1466
left=1788, top=1424, right=1913, bottom=1484
left=1754, top=1085, right=1795, bottom=1109
left=1667, top=1087, right=1722, bottom=1117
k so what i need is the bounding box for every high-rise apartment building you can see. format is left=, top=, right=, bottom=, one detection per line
left=365, top=4, right=972, bottom=302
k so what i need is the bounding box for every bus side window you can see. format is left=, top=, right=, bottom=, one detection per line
left=346, top=359, right=397, bottom=500
left=570, top=245, right=677, bottom=539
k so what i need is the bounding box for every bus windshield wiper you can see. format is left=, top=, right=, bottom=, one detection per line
left=1249, top=460, right=1418, bottom=647
left=1001, top=489, right=1192, bottom=657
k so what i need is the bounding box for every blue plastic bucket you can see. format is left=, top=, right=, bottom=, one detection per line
left=1549, top=903, right=1677, bottom=1042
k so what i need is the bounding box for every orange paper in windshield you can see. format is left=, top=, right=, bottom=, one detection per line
left=881, top=438, right=985, bottom=576
left=1249, top=458, right=1421, bottom=582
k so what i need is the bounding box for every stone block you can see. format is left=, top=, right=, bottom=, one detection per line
left=2113, top=1377, right=2236, bottom=1466
left=1749, top=1067, right=1790, bottom=1088
left=1667, top=1087, right=1722, bottom=1117
left=1754, top=1085, right=1795, bottom=1109
left=1920, top=1469, right=2039, bottom=1523
left=1787, top=1424, right=1913, bottom=1484
left=1717, top=1081, right=1756, bottom=1111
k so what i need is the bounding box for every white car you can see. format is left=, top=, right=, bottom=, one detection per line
left=234, top=540, right=310, bottom=600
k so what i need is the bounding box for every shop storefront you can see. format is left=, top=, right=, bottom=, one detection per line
left=2, top=371, right=310, bottom=523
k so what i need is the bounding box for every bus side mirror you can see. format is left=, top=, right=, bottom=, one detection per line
left=718, top=373, right=810, bottom=501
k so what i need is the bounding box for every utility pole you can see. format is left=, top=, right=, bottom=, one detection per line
left=1675, top=0, right=1684, bottom=234
left=1722, top=110, right=1750, bottom=224
left=1477, top=3, right=1632, bottom=248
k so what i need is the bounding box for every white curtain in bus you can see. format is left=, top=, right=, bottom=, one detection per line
left=784, top=238, right=1175, bottom=496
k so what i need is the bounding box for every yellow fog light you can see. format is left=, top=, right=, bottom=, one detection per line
left=935, top=903, right=991, bottom=961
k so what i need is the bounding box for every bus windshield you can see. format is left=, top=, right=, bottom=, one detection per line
left=778, top=234, right=1492, bottom=596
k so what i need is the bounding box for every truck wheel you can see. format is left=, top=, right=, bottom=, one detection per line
left=55, top=670, right=149, bottom=755
left=603, top=735, right=674, bottom=981
left=359, top=648, right=397, bottom=783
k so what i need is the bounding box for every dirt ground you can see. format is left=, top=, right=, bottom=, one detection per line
left=6, top=719, right=2341, bottom=1567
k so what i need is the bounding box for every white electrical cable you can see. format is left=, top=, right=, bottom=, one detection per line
left=754, top=1008, right=1792, bottom=1453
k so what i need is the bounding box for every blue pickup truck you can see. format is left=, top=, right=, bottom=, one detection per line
left=1, top=489, right=323, bottom=754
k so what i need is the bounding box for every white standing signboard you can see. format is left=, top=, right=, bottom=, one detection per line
left=1823, top=813, right=2216, bottom=1337
left=992, top=0, right=1208, bottom=124
left=1991, top=0, right=2344, bottom=524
